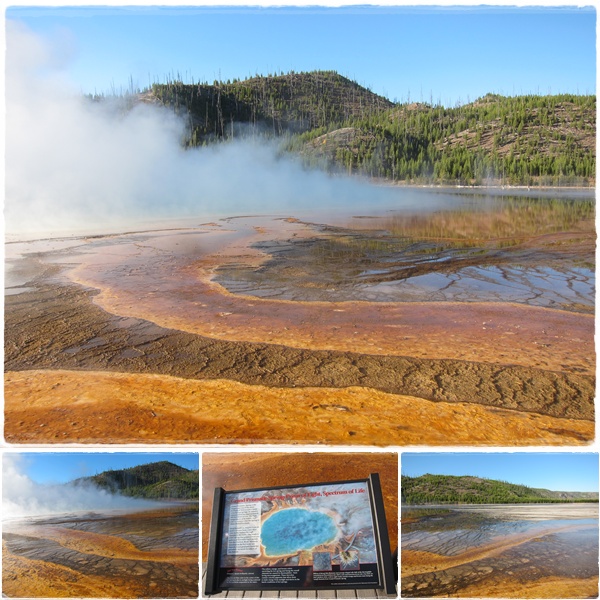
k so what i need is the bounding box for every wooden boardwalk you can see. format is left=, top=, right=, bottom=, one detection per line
left=201, top=565, right=397, bottom=599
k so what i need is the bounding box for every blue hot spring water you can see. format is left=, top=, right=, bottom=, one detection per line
left=261, top=508, right=338, bottom=555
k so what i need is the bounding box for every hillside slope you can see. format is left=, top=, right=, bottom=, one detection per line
left=292, top=93, right=595, bottom=185
left=145, top=70, right=393, bottom=142
left=402, top=474, right=599, bottom=505
left=141, top=70, right=595, bottom=187
left=76, top=461, right=199, bottom=500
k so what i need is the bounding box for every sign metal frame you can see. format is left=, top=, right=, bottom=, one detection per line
left=204, top=473, right=396, bottom=595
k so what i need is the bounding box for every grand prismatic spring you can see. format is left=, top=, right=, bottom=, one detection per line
left=401, top=503, right=599, bottom=598
left=4, top=187, right=595, bottom=445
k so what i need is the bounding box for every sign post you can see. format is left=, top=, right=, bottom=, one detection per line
left=205, top=473, right=396, bottom=595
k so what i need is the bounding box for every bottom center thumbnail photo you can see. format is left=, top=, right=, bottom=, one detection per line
left=201, top=452, right=398, bottom=597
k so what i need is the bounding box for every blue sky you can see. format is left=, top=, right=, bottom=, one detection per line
left=10, top=452, right=199, bottom=484
left=402, top=453, right=599, bottom=492
left=6, top=5, right=596, bottom=106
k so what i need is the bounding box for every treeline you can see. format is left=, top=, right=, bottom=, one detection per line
left=78, top=461, right=199, bottom=500
left=148, top=70, right=392, bottom=144
left=402, top=474, right=599, bottom=505
left=292, top=93, right=596, bottom=186
left=141, top=70, right=595, bottom=187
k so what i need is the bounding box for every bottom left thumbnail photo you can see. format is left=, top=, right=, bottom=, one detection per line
left=2, top=451, right=200, bottom=599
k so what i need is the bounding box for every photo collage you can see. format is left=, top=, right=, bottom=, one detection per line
left=2, top=3, right=598, bottom=600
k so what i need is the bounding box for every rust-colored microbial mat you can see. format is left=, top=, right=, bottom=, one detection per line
left=4, top=370, right=593, bottom=445
left=5, top=195, right=595, bottom=445
left=2, top=505, right=199, bottom=598
left=401, top=504, right=598, bottom=598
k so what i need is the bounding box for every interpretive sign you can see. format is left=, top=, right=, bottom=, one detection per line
left=204, top=473, right=396, bottom=595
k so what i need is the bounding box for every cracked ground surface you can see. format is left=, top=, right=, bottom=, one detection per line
left=4, top=205, right=595, bottom=445
left=5, top=284, right=594, bottom=420
left=401, top=505, right=598, bottom=598
left=2, top=505, right=199, bottom=598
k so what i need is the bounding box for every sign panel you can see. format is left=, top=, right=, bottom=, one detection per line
left=205, top=473, right=396, bottom=595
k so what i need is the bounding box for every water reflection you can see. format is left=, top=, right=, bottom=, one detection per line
left=401, top=504, right=599, bottom=598
left=3, top=505, right=199, bottom=598
left=215, top=193, right=595, bottom=311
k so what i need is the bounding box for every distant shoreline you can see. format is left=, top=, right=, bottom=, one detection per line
left=5, top=181, right=595, bottom=243
left=368, top=177, right=596, bottom=196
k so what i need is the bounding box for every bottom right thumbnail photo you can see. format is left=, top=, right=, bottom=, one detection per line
left=400, top=452, right=598, bottom=599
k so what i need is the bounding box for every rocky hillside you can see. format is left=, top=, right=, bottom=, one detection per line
left=402, top=474, right=599, bottom=505
left=76, top=461, right=199, bottom=500
left=292, top=93, right=595, bottom=186
left=136, top=70, right=594, bottom=187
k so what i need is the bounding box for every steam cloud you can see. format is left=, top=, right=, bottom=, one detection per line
left=2, top=454, right=155, bottom=520
left=6, top=20, right=392, bottom=237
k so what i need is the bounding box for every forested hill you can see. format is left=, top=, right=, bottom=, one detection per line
left=139, top=70, right=595, bottom=187
left=75, top=461, right=199, bottom=500
left=402, top=474, right=599, bottom=505
left=145, top=70, right=393, bottom=140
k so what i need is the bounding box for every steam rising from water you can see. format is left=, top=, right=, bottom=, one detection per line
left=2, top=454, right=155, bottom=520
left=6, top=20, right=394, bottom=237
